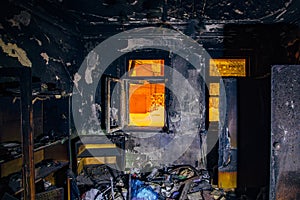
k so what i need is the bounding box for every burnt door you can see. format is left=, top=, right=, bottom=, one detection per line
left=238, top=77, right=271, bottom=189
left=270, top=65, right=300, bottom=200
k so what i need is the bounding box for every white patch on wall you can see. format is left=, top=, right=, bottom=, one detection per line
left=0, top=38, right=32, bottom=67
left=30, top=37, right=42, bottom=46
left=234, top=9, right=244, bottom=15
left=89, top=103, right=100, bottom=126
left=73, top=72, right=82, bottom=95
left=121, top=37, right=183, bottom=52
left=85, top=51, right=99, bottom=84
left=205, top=24, right=224, bottom=32
left=40, top=52, right=49, bottom=65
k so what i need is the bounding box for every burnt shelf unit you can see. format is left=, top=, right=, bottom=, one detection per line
left=0, top=67, right=72, bottom=200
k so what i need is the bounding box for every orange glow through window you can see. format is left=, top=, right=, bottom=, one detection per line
left=128, top=59, right=164, bottom=77
left=127, top=59, right=165, bottom=127
left=129, top=82, right=165, bottom=127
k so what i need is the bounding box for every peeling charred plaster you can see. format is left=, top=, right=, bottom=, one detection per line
left=9, top=10, right=31, bottom=29
left=40, top=52, right=49, bottom=65
left=31, top=36, right=42, bottom=46
left=0, top=1, right=83, bottom=93
left=0, top=38, right=32, bottom=67
left=85, top=51, right=100, bottom=84
left=73, top=72, right=82, bottom=93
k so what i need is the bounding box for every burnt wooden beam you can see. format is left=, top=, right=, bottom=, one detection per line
left=20, top=68, right=35, bottom=200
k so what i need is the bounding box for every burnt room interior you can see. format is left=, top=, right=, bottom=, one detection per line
left=0, top=0, right=299, bottom=199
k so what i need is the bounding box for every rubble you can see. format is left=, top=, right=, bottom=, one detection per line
left=77, top=164, right=215, bottom=200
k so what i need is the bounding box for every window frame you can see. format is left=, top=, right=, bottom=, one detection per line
left=104, top=76, right=125, bottom=133
left=123, top=78, right=166, bottom=130
left=103, top=51, right=171, bottom=133
left=125, top=51, right=170, bottom=131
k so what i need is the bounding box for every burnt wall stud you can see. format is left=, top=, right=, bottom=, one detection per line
left=20, top=68, right=35, bottom=200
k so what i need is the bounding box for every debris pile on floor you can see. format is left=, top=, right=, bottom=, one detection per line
left=76, top=164, right=225, bottom=200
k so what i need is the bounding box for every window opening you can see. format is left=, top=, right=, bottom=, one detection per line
left=127, top=59, right=165, bottom=128
left=128, top=81, right=165, bottom=127
left=128, top=59, right=164, bottom=77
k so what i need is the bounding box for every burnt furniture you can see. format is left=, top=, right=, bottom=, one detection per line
left=0, top=67, right=71, bottom=200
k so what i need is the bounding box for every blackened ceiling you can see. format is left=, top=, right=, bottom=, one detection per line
left=0, top=0, right=300, bottom=91
left=2, top=0, right=300, bottom=24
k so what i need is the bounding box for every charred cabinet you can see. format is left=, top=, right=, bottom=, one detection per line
left=0, top=68, right=35, bottom=199
left=0, top=68, right=71, bottom=200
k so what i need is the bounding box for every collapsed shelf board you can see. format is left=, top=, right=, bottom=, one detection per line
left=0, top=137, right=68, bottom=164
left=36, top=187, right=64, bottom=200
left=13, top=160, right=69, bottom=195
left=0, top=150, right=44, bottom=178
left=35, top=160, right=69, bottom=180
